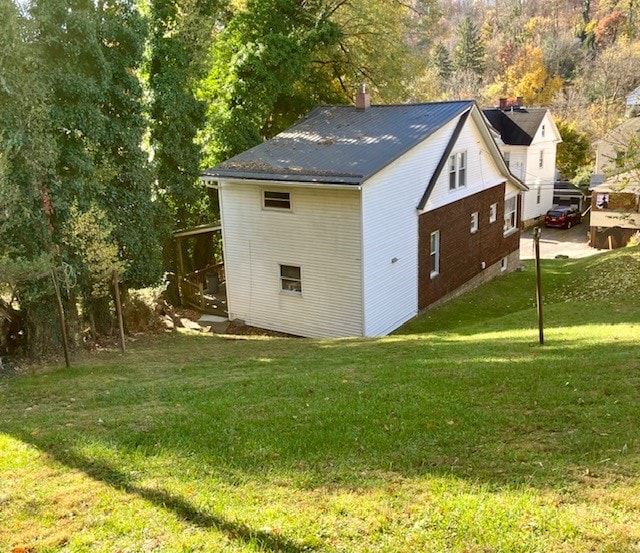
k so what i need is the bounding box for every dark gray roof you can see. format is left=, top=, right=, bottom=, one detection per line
left=204, top=101, right=474, bottom=185
left=482, top=107, right=547, bottom=146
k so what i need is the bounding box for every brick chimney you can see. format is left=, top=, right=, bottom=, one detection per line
left=499, top=97, right=507, bottom=110
left=355, top=84, right=370, bottom=111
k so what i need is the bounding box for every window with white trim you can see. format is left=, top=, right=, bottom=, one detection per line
left=489, top=203, right=497, bottom=223
left=541, top=124, right=546, bottom=138
left=538, top=150, right=544, bottom=169
left=536, top=184, right=541, bottom=205
left=470, top=211, right=479, bottom=233
left=280, top=264, right=301, bottom=294
left=448, top=151, right=467, bottom=190
left=503, top=151, right=510, bottom=168
left=501, top=257, right=508, bottom=272
left=504, top=196, right=517, bottom=233
left=430, top=230, right=440, bottom=278
left=264, top=190, right=291, bottom=210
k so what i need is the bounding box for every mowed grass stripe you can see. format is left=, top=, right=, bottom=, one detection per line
left=1, top=248, right=639, bottom=552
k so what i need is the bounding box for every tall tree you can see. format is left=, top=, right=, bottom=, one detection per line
left=433, top=44, right=453, bottom=81
left=453, top=16, right=485, bottom=76
left=0, top=0, right=59, bottom=355
left=97, top=0, right=165, bottom=290
left=200, top=0, right=344, bottom=165
left=148, top=0, right=220, bottom=230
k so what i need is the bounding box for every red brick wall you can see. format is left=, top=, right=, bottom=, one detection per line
left=418, top=184, right=521, bottom=309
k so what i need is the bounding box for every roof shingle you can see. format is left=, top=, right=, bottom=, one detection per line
left=482, top=107, right=547, bottom=146
left=204, top=101, right=474, bottom=185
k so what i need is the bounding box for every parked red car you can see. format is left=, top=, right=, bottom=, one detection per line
left=544, top=207, right=582, bottom=229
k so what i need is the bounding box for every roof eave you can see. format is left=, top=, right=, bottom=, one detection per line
left=202, top=169, right=363, bottom=186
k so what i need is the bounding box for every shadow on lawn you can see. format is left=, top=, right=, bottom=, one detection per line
left=1, top=318, right=638, bottom=544
left=9, top=439, right=312, bottom=552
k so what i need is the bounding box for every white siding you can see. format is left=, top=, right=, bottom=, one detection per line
left=502, top=146, right=527, bottom=182
left=361, top=111, right=509, bottom=337
left=521, top=143, right=557, bottom=221
left=361, top=123, right=452, bottom=336
left=422, top=116, right=510, bottom=213
left=220, top=182, right=363, bottom=338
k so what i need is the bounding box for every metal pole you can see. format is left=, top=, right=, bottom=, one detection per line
left=51, top=267, right=71, bottom=368
left=533, top=226, right=544, bottom=346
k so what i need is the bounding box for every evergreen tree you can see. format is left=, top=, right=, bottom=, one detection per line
left=453, top=16, right=485, bottom=76
left=433, top=44, right=453, bottom=81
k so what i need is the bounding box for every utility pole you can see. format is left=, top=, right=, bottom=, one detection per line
left=533, top=226, right=544, bottom=345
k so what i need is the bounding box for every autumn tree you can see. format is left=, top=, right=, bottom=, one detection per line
left=487, top=45, right=563, bottom=106
left=555, top=119, right=592, bottom=181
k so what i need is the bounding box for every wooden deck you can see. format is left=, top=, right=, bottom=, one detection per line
left=180, top=263, right=227, bottom=317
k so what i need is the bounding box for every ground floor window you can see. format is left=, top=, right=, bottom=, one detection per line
left=504, top=196, right=517, bottom=233
left=430, top=230, right=440, bottom=278
left=280, top=264, right=302, bottom=294
left=489, top=203, right=497, bottom=223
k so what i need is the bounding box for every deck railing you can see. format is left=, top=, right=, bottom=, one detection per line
left=180, top=262, right=225, bottom=312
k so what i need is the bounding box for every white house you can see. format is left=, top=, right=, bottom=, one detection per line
left=483, top=102, right=562, bottom=224
left=203, top=93, right=525, bottom=338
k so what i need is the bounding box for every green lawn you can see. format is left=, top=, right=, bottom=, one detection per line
left=1, top=248, right=639, bottom=552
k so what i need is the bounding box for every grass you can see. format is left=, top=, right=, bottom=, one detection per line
left=1, top=247, right=640, bottom=552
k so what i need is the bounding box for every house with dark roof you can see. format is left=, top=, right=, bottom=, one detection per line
left=203, top=90, right=526, bottom=338
left=483, top=101, right=562, bottom=225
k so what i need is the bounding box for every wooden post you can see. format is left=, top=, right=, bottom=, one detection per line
left=608, top=235, right=613, bottom=250
left=51, top=267, right=71, bottom=368
left=198, top=281, right=205, bottom=310
left=533, top=227, right=544, bottom=346
left=176, top=238, right=185, bottom=306
left=112, top=270, right=126, bottom=353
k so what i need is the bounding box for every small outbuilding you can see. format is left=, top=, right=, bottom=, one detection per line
left=590, top=174, right=640, bottom=250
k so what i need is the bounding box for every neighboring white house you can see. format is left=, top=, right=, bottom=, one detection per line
left=203, top=94, right=525, bottom=338
left=483, top=102, right=562, bottom=225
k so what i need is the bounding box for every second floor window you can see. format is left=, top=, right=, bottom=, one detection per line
left=264, top=190, right=291, bottom=210
left=449, top=151, right=467, bottom=190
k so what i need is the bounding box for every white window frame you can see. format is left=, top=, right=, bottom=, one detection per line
left=470, top=211, right=479, bottom=234
left=430, top=230, right=440, bottom=278
left=504, top=195, right=518, bottom=235
left=280, top=264, right=302, bottom=295
left=536, top=184, right=541, bottom=205
left=538, top=150, right=544, bottom=169
left=501, top=257, right=508, bottom=272
left=263, top=190, right=291, bottom=211
left=503, top=151, right=510, bottom=169
left=489, top=203, right=497, bottom=223
left=541, top=124, right=546, bottom=138
left=448, top=151, right=467, bottom=190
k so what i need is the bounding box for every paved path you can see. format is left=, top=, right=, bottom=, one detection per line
left=520, top=221, right=604, bottom=260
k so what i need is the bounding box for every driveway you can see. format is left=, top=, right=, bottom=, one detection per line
left=520, top=220, right=602, bottom=260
